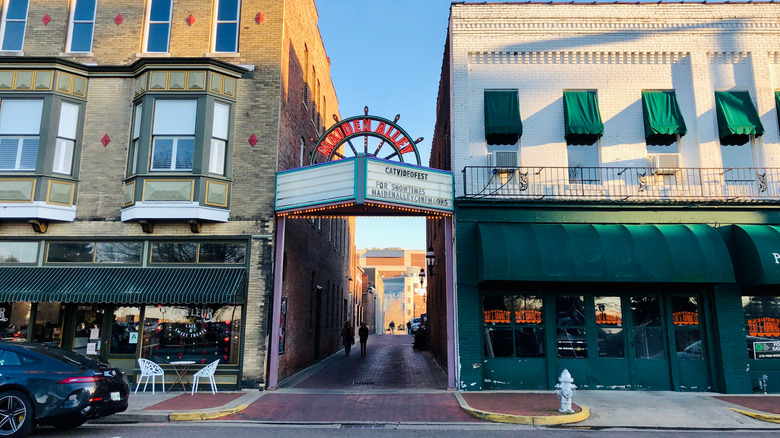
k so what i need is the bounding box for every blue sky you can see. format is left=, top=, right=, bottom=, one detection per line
left=317, top=0, right=455, bottom=250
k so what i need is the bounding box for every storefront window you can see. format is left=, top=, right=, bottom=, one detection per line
left=743, top=296, right=780, bottom=360
left=141, top=305, right=241, bottom=365
left=595, top=296, right=624, bottom=358
left=111, top=307, right=140, bottom=355
left=150, top=243, right=197, bottom=263
left=556, top=296, right=587, bottom=358
left=672, top=296, right=702, bottom=360
left=47, top=242, right=95, bottom=263
left=0, top=302, right=31, bottom=341
left=96, top=243, right=143, bottom=264
left=0, top=242, right=38, bottom=263
left=72, top=305, right=104, bottom=356
left=631, top=296, right=664, bottom=360
left=483, top=295, right=543, bottom=358
left=32, top=302, right=64, bottom=345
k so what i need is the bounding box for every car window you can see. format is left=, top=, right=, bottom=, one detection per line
left=14, top=343, right=98, bottom=368
left=0, top=349, right=22, bottom=366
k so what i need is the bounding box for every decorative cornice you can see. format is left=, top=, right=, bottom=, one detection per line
left=453, top=20, right=780, bottom=32
left=469, top=51, right=690, bottom=65
left=707, top=52, right=751, bottom=64
left=0, top=57, right=248, bottom=78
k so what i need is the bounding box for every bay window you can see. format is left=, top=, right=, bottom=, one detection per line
left=151, top=100, right=196, bottom=171
left=209, top=103, right=229, bottom=175
left=53, top=102, right=79, bottom=175
left=0, top=99, right=41, bottom=171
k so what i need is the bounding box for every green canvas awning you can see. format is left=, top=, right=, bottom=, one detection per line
left=714, top=91, right=764, bottom=145
left=477, top=223, right=734, bottom=283
left=641, top=91, right=687, bottom=146
left=563, top=91, right=604, bottom=145
left=484, top=90, right=522, bottom=145
left=0, top=267, right=247, bottom=304
left=728, top=225, right=780, bottom=286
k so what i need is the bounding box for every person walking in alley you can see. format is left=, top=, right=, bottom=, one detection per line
left=389, top=320, right=395, bottom=335
left=358, top=322, right=369, bottom=357
left=340, top=321, right=355, bottom=356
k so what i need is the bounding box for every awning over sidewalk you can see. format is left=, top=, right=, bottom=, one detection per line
left=484, top=90, right=523, bottom=145
left=563, top=91, right=604, bottom=145
left=0, top=267, right=247, bottom=304
left=477, top=223, right=734, bottom=283
left=641, top=90, right=687, bottom=146
left=714, top=91, right=764, bottom=145
left=728, top=225, right=780, bottom=286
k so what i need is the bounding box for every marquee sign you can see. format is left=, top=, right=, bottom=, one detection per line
left=275, top=110, right=453, bottom=217
left=312, top=108, right=422, bottom=165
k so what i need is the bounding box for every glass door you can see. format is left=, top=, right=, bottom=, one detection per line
left=670, top=296, right=710, bottom=391
left=626, top=296, right=672, bottom=390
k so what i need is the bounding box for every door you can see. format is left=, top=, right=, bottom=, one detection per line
left=669, top=295, right=711, bottom=391
left=626, top=296, right=672, bottom=390
left=313, top=286, right=322, bottom=361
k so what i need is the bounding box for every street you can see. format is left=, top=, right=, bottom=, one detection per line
left=28, top=423, right=780, bottom=438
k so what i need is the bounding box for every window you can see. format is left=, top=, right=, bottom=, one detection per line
left=53, top=102, right=79, bottom=175
left=0, top=241, right=37, bottom=263
left=67, top=0, right=97, bottom=53
left=483, top=295, right=544, bottom=358
left=567, top=143, right=600, bottom=184
left=213, top=0, right=240, bottom=53
left=556, top=295, right=587, bottom=358
left=594, top=296, right=624, bottom=358
left=110, top=307, right=140, bottom=355
left=141, top=305, right=242, bottom=364
left=46, top=241, right=142, bottom=264
left=209, top=102, right=229, bottom=175
left=150, top=242, right=245, bottom=264
left=743, top=295, right=780, bottom=360
left=151, top=100, right=196, bottom=171
left=0, top=0, right=28, bottom=51
left=630, top=296, right=664, bottom=360
left=130, top=104, right=143, bottom=174
left=672, top=297, right=703, bottom=360
left=145, top=0, right=173, bottom=53
left=0, top=99, right=42, bottom=171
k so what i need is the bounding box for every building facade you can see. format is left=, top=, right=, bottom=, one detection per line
left=0, top=0, right=350, bottom=389
left=431, top=3, right=780, bottom=393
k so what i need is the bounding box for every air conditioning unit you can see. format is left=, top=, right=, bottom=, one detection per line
left=649, top=153, right=681, bottom=175
left=487, top=151, right=518, bottom=168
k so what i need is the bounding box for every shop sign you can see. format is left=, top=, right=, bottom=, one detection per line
left=673, top=311, right=699, bottom=326
left=753, top=341, right=780, bottom=359
left=172, top=307, right=214, bottom=338
left=748, top=317, right=780, bottom=337
left=314, top=115, right=420, bottom=165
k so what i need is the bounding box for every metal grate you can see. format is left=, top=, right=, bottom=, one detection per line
left=351, top=381, right=376, bottom=386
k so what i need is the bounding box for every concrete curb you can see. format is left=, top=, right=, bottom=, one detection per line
left=169, top=403, right=250, bottom=421
left=453, top=392, right=590, bottom=426
left=730, top=408, right=780, bottom=424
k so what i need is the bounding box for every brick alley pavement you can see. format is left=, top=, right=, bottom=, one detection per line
left=219, top=333, right=481, bottom=423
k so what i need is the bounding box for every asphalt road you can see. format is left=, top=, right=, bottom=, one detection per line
left=27, top=423, right=780, bottom=438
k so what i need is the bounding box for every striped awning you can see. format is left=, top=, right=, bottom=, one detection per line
left=0, top=267, right=247, bottom=304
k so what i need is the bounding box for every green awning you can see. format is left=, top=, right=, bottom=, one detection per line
left=775, top=91, right=780, bottom=129
left=484, top=90, right=522, bottom=145
left=0, top=267, right=247, bottom=304
left=641, top=91, right=687, bottom=146
left=714, top=91, right=764, bottom=145
left=563, top=91, right=604, bottom=145
left=727, top=225, right=780, bottom=286
left=477, top=223, right=734, bottom=283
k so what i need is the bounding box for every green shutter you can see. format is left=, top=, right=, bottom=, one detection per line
left=775, top=90, right=780, bottom=130
left=563, top=91, right=604, bottom=145
left=714, top=91, right=764, bottom=145
left=641, top=91, right=687, bottom=146
left=484, top=90, right=522, bottom=145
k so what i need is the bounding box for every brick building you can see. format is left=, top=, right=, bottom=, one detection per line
left=431, top=2, right=780, bottom=393
left=0, top=0, right=351, bottom=389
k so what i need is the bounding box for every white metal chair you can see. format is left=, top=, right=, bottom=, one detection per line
left=191, top=359, right=220, bottom=395
left=135, top=358, right=165, bottom=394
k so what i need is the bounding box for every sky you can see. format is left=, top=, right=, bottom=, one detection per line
left=316, top=0, right=455, bottom=250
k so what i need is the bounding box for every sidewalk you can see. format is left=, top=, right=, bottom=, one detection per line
left=95, top=334, right=780, bottom=429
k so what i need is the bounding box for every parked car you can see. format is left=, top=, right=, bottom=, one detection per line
left=0, top=341, right=129, bottom=437
left=410, top=317, right=421, bottom=334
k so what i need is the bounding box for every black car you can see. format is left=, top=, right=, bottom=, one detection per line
left=0, top=341, right=129, bottom=437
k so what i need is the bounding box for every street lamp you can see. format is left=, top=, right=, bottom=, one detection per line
left=426, top=246, right=435, bottom=276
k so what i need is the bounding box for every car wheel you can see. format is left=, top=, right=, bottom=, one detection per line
left=0, top=390, right=34, bottom=438
left=53, top=419, right=87, bottom=430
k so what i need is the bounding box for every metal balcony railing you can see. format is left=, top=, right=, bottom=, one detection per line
left=462, top=166, right=780, bottom=202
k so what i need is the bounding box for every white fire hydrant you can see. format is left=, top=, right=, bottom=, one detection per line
left=554, top=369, right=576, bottom=413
